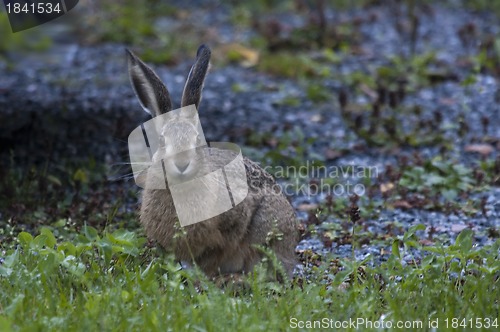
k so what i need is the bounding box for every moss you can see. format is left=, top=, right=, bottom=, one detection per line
left=258, top=52, right=329, bottom=78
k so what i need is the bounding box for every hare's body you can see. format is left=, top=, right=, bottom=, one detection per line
left=127, top=45, right=299, bottom=278
left=141, top=154, right=297, bottom=276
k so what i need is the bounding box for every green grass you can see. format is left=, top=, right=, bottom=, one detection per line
left=0, top=225, right=498, bottom=331
left=0, top=11, right=52, bottom=55
left=1, top=0, right=499, bottom=329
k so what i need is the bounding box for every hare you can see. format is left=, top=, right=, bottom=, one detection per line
left=127, top=45, right=299, bottom=279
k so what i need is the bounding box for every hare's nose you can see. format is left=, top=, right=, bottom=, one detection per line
left=175, top=161, right=190, bottom=173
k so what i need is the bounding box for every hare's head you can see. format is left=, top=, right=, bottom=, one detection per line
left=127, top=45, right=211, bottom=182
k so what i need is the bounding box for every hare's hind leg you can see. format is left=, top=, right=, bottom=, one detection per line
left=245, top=197, right=299, bottom=280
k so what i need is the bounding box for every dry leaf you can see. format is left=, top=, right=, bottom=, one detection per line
left=324, top=148, right=342, bottom=160
left=297, top=203, right=319, bottom=211
left=464, top=144, right=494, bottom=156
left=222, top=43, right=259, bottom=67
left=439, top=98, right=456, bottom=105
left=419, top=239, right=434, bottom=246
left=393, top=200, right=412, bottom=209
left=380, top=182, right=394, bottom=193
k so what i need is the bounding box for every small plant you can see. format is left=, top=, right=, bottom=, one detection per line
left=0, top=159, right=138, bottom=235
left=398, top=157, right=475, bottom=201
left=338, top=52, right=457, bottom=148
left=262, top=127, right=324, bottom=171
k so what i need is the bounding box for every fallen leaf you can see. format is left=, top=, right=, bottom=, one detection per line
left=222, top=43, right=259, bottom=67
left=419, top=239, right=434, bottom=246
left=324, top=148, right=342, bottom=160
left=439, top=98, right=456, bottom=105
left=380, top=182, right=394, bottom=193
left=393, top=200, right=412, bottom=209
left=297, top=203, right=319, bottom=211
left=464, top=144, right=494, bottom=156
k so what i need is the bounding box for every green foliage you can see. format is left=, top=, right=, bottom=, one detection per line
left=399, top=157, right=475, bottom=201
left=463, top=0, right=500, bottom=16
left=478, top=158, right=500, bottom=186
left=80, top=0, right=194, bottom=64
left=0, top=227, right=498, bottom=330
left=0, top=159, right=139, bottom=237
left=344, top=52, right=453, bottom=94
left=0, top=12, right=51, bottom=54
left=257, top=127, right=324, bottom=172
left=306, top=83, right=331, bottom=103
left=337, top=51, right=461, bottom=148
left=84, top=0, right=175, bottom=44
left=381, top=53, right=444, bottom=90
left=475, top=38, right=500, bottom=77
left=94, top=2, right=154, bottom=43
left=258, top=52, right=330, bottom=79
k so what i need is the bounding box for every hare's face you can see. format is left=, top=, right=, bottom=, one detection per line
left=154, top=119, right=202, bottom=181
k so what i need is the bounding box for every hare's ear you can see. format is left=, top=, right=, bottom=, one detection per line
left=126, top=49, right=172, bottom=117
left=181, top=44, right=211, bottom=109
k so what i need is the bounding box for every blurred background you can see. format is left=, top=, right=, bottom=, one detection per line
left=0, top=0, right=498, bottom=253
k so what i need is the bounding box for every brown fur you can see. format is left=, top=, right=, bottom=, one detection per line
left=127, top=45, right=299, bottom=278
